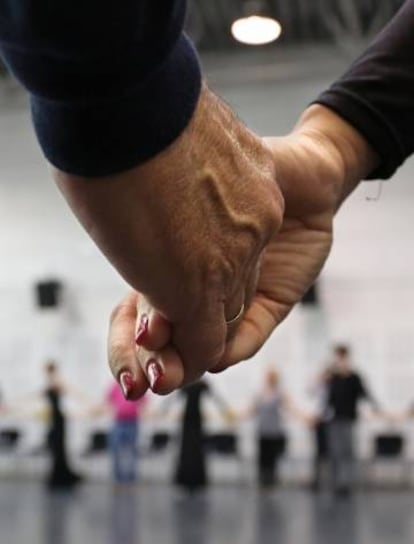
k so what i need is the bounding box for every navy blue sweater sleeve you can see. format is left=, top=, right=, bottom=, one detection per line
left=315, top=0, right=414, bottom=179
left=0, top=1, right=202, bottom=176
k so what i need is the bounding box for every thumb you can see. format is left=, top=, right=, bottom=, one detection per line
left=108, top=291, right=149, bottom=400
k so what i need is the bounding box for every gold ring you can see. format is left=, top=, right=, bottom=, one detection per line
left=225, top=303, right=245, bottom=325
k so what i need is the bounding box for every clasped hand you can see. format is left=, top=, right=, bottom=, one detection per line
left=55, top=86, right=376, bottom=398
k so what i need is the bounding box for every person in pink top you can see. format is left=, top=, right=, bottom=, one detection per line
left=107, top=382, right=147, bottom=484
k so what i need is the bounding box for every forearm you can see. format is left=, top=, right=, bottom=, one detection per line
left=294, top=105, right=379, bottom=207
left=271, top=104, right=379, bottom=217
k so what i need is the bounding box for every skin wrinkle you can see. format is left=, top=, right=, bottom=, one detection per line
left=201, top=86, right=277, bottom=195
left=227, top=125, right=276, bottom=187
left=296, top=106, right=379, bottom=202
left=200, top=172, right=263, bottom=283
left=108, top=314, right=136, bottom=375
left=187, top=99, right=280, bottom=253
left=190, top=89, right=282, bottom=263
left=202, top=170, right=263, bottom=240
left=116, top=105, right=378, bottom=382
left=147, top=163, right=249, bottom=314
left=213, top=90, right=268, bottom=173
left=183, top=102, right=282, bottom=319
left=224, top=142, right=280, bottom=237
left=175, top=145, right=275, bottom=322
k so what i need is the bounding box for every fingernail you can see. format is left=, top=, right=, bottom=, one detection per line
left=119, top=371, right=135, bottom=399
left=147, top=359, right=164, bottom=392
left=135, top=314, right=149, bottom=346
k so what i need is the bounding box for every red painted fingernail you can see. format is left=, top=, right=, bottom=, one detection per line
left=147, top=360, right=164, bottom=392
left=135, top=314, right=149, bottom=346
left=119, top=371, right=135, bottom=399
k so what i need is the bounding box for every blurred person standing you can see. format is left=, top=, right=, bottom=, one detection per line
left=44, top=361, right=83, bottom=490
left=174, top=379, right=232, bottom=493
left=106, top=382, right=148, bottom=484
left=249, top=369, right=311, bottom=489
left=326, top=345, right=380, bottom=497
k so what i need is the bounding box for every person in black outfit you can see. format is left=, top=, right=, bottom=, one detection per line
left=326, top=345, right=379, bottom=497
left=175, top=380, right=231, bottom=492
left=44, top=361, right=82, bottom=490
left=175, top=381, right=209, bottom=492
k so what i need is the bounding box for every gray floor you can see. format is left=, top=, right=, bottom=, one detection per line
left=0, top=482, right=413, bottom=544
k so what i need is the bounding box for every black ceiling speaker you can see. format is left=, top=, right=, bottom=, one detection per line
left=35, top=280, right=62, bottom=308
left=301, top=283, right=319, bottom=306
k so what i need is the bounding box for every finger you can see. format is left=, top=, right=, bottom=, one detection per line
left=173, top=259, right=261, bottom=383
left=134, top=294, right=184, bottom=393
left=135, top=295, right=171, bottom=352
left=225, top=261, right=261, bottom=341
left=108, top=291, right=149, bottom=399
left=172, top=299, right=227, bottom=384
left=224, top=289, right=246, bottom=340
left=137, top=344, right=185, bottom=395
left=244, top=262, right=261, bottom=312
left=210, top=294, right=290, bottom=373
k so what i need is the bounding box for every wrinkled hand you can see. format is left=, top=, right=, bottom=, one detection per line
left=108, top=129, right=339, bottom=394
left=108, top=106, right=377, bottom=397
left=53, top=84, right=284, bottom=394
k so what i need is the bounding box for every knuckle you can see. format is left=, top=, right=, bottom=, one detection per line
left=187, top=255, right=230, bottom=299
left=208, top=257, right=234, bottom=293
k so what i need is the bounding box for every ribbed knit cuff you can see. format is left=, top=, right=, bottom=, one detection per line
left=30, top=34, right=202, bottom=177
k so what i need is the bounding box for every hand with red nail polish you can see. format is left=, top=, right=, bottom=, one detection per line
left=109, top=292, right=184, bottom=396
left=56, top=85, right=284, bottom=393
left=108, top=292, right=150, bottom=400
left=108, top=106, right=378, bottom=392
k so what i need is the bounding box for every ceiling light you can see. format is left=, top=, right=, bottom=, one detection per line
left=231, top=1, right=282, bottom=46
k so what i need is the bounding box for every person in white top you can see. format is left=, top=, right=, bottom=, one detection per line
left=247, top=369, right=311, bottom=488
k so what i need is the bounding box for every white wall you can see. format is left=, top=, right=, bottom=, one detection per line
left=1, top=47, right=414, bottom=463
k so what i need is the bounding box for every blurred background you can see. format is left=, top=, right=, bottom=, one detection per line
left=1, top=1, right=414, bottom=544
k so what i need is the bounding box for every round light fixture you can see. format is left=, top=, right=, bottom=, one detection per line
left=231, top=15, right=282, bottom=46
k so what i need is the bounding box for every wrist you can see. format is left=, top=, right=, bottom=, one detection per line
left=294, top=105, right=379, bottom=208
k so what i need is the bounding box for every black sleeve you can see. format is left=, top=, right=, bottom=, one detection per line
left=315, top=0, right=414, bottom=179
left=355, top=375, right=368, bottom=400
left=0, top=1, right=201, bottom=176
left=355, top=375, right=379, bottom=410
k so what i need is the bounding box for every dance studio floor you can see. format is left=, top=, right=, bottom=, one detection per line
left=0, top=482, right=413, bottom=544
